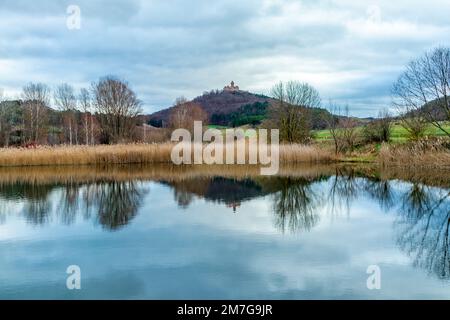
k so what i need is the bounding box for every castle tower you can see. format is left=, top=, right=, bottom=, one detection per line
left=223, top=81, right=240, bottom=92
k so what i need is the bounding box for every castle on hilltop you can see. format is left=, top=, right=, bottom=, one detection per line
left=223, top=81, right=240, bottom=92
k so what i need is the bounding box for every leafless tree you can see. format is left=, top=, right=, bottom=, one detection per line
left=169, top=96, right=189, bottom=129
left=0, top=89, right=6, bottom=146
left=92, top=76, right=142, bottom=144
left=398, top=107, right=427, bottom=140
left=175, top=96, right=188, bottom=107
left=325, top=103, right=359, bottom=153
left=269, top=81, right=321, bottom=143
left=22, top=82, right=50, bottom=143
left=79, top=88, right=93, bottom=145
left=363, top=109, right=392, bottom=143
left=169, top=98, right=208, bottom=133
left=340, top=105, right=359, bottom=152
left=54, top=83, right=77, bottom=145
left=392, top=47, right=450, bottom=137
left=325, top=102, right=344, bottom=154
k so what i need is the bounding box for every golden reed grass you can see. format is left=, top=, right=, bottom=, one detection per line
left=0, top=143, right=334, bottom=167
left=379, top=138, right=450, bottom=168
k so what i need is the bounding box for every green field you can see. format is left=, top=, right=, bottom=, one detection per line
left=313, top=122, right=450, bottom=143
left=207, top=124, right=257, bottom=138
left=208, top=122, right=450, bottom=143
left=207, top=124, right=229, bottom=130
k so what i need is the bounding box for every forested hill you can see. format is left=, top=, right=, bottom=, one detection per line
left=147, top=89, right=335, bottom=129
left=148, top=89, right=272, bottom=127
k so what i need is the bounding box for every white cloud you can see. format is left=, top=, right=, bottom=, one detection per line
left=0, top=0, right=450, bottom=116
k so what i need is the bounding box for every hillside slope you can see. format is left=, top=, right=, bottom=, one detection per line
left=148, top=89, right=273, bottom=127
left=147, top=87, right=339, bottom=129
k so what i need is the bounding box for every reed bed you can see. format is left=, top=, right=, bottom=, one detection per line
left=378, top=138, right=450, bottom=168
left=278, top=144, right=334, bottom=163
left=0, top=143, right=334, bottom=167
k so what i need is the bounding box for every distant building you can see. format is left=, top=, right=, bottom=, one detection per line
left=223, top=81, right=240, bottom=92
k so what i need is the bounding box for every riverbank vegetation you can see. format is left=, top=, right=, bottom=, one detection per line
left=0, top=143, right=334, bottom=167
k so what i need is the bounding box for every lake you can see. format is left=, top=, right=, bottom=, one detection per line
left=0, top=164, right=449, bottom=299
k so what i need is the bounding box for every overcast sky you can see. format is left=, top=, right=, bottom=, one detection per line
left=1, top=0, right=450, bottom=116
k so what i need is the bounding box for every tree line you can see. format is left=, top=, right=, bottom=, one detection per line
left=264, top=46, right=450, bottom=154
left=0, top=76, right=143, bottom=147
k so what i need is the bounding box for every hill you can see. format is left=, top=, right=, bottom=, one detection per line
left=148, top=87, right=273, bottom=127
left=147, top=83, right=337, bottom=129
left=404, top=97, right=449, bottom=120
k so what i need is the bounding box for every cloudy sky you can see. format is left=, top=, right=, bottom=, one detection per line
left=1, top=0, right=450, bottom=116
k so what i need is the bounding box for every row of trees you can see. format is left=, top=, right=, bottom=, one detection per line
left=263, top=46, right=450, bottom=153
left=0, top=76, right=143, bottom=147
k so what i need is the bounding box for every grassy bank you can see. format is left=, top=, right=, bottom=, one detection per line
left=313, top=122, right=450, bottom=143
left=0, top=143, right=334, bottom=167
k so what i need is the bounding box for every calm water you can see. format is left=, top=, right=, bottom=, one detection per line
left=0, top=165, right=449, bottom=299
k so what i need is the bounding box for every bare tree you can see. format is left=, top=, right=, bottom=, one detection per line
left=169, top=96, right=189, bottom=129
left=325, top=103, right=359, bottom=153
left=169, top=98, right=208, bottom=133
left=22, top=83, right=50, bottom=144
left=392, top=47, right=450, bottom=137
left=0, top=89, right=5, bottom=146
left=398, top=107, right=427, bottom=140
left=92, top=76, right=142, bottom=144
left=54, top=83, right=77, bottom=145
left=175, top=96, right=188, bottom=107
left=0, top=92, right=16, bottom=147
left=363, top=109, right=392, bottom=143
left=340, top=105, right=359, bottom=152
left=325, top=102, right=344, bottom=154
left=269, top=81, right=321, bottom=143
left=79, top=88, right=93, bottom=145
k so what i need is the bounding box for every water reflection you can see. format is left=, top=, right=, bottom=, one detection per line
left=87, top=181, right=146, bottom=230
left=363, top=178, right=395, bottom=211
left=270, top=177, right=322, bottom=233
left=164, top=177, right=270, bottom=211
left=395, top=185, right=450, bottom=279
left=327, top=170, right=359, bottom=216
left=0, top=165, right=448, bottom=280
left=0, top=181, right=148, bottom=231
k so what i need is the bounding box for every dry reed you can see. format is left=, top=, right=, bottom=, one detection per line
left=0, top=143, right=334, bottom=167
left=378, top=138, right=450, bottom=168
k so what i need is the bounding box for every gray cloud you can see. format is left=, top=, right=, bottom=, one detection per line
left=0, top=0, right=450, bottom=116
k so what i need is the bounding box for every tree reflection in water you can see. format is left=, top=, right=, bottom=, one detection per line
left=0, top=182, right=53, bottom=225
left=270, top=177, right=321, bottom=234
left=0, top=180, right=148, bottom=231
left=327, top=169, right=359, bottom=217
left=57, top=182, right=81, bottom=225
left=363, top=179, right=395, bottom=211
left=395, top=185, right=450, bottom=279
left=93, top=181, right=147, bottom=230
